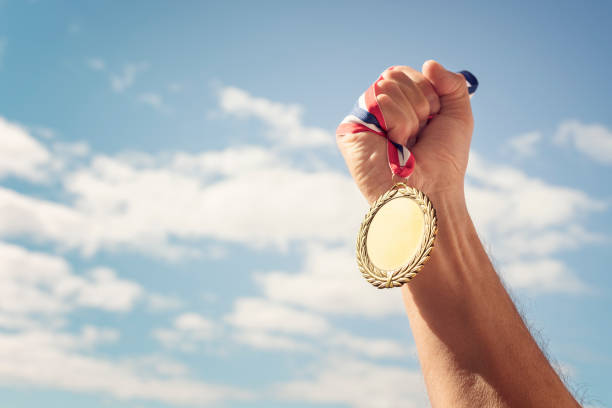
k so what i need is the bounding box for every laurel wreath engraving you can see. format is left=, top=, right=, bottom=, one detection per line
left=356, top=183, right=437, bottom=289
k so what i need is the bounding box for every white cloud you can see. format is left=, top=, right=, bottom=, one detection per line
left=138, top=92, right=171, bottom=113
left=554, top=120, right=612, bottom=164
left=70, top=267, right=144, bottom=312
left=226, top=298, right=330, bottom=336
left=466, top=151, right=605, bottom=293
left=86, top=58, right=106, bottom=71
left=153, top=313, right=216, bottom=352
left=175, top=313, right=214, bottom=332
left=0, top=187, right=89, bottom=251
left=505, top=131, right=541, bottom=157
left=501, top=258, right=592, bottom=294
left=147, top=293, right=183, bottom=311
left=0, top=242, right=143, bottom=322
left=111, top=62, right=149, bottom=93
left=0, top=146, right=363, bottom=258
left=225, top=295, right=409, bottom=358
left=328, top=331, right=413, bottom=359
left=468, top=151, right=604, bottom=235
left=170, top=145, right=280, bottom=176
left=18, top=326, right=121, bottom=351
left=0, top=329, right=251, bottom=406
left=218, top=86, right=332, bottom=148
left=232, top=330, right=313, bottom=352
left=123, top=355, right=190, bottom=377
left=0, top=242, right=249, bottom=405
left=274, top=356, right=428, bottom=408
left=256, top=244, right=403, bottom=317
left=0, top=116, right=51, bottom=181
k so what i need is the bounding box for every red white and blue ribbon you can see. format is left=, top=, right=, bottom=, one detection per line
left=336, top=69, right=478, bottom=178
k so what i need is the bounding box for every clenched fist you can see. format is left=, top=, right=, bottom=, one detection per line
left=336, top=60, right=474, bottom=205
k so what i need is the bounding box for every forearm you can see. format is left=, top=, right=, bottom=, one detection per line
left=401, top=189, right=580, bottom=407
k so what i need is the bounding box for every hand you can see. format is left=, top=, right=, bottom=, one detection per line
left=336, top=60, right=474, bottom=204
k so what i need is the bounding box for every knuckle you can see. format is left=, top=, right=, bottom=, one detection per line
left=376, top=79, right=397, bottom=95
left=396, top=65, right=415, bottom=73
left=386, top=69, right=408, bottom=83
left=376, top=92, right=393, bottom=106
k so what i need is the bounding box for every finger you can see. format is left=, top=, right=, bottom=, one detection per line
left=393, top=66, right=441, bottom=116
left=422, top=60, right=472, bottom=123
left=375, top=78, right=413, bottom=120
left=376, top=92, right=419, bottom=146
left=381, top=70, right=430, bottom=129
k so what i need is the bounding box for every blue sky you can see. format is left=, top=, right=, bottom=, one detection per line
left=0, top=1, right=611, bottom=407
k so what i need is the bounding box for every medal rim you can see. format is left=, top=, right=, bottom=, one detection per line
left=357, top=183, right=437, bottom=289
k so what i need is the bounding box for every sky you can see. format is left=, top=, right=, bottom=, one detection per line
left=0, top=0, right=611, bottom=407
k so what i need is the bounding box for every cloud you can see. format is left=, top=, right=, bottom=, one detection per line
left=0, top=186, right=92, bottom=254
left=70, top=267, right=144, bottom=312
left=554, top=120, right=612, bottom=164
left=86, top=58, right=106, bottom=71
left=274, top=356, right=428, bottom=408
left=467, top=155, right=604, bottom=250
left=224, top=295, right=410, bottom=358
left=16, top=326, right=121, bottom=351
left=231, top=329, right=313, bottom=352
left=0, top=242, right=250, bottom=405
left=147, top=293, right=184, bottom=311
left=0, top=145, right=363, bottom=258
left=0, top=329, right=252, bottom=406
left=501, top=259, right=592, bottom=294
left=255, top=244, right=403, bottom=317
left=138, top=92, right=171, bottom=113
left=467, top=151, right=605, bottom=248
left=111, top=62, right=149, bottom=93
left=0, top=116, right=52, bottom=181
left=328, top=331, right=413, bottom=360
left=123, top=355, right=190, bottom=377
left=505, top=131, right=541, bottom=157
left=153, top=313, right=216, bottom=352
left=218, top=86, right=333, bottom=148
left=466, top=152, right=605, bottom=293
left=0, top=242, right=143, bottom=324
left=226, top=297, right=330, bottom=336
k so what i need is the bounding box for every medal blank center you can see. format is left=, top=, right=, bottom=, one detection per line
left=366, top=197, right=425, bottom=271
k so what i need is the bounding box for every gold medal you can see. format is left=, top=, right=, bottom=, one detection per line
left=357, top=182, right=437, bottom=289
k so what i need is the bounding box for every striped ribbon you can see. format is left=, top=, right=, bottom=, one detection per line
left=336, top=68, right=478, bottom=178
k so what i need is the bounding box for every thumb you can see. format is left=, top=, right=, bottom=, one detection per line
left=422, top=60, right=472, bottom=124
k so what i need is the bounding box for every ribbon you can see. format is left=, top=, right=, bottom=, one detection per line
left=336, top=68, right=478, bottom=178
